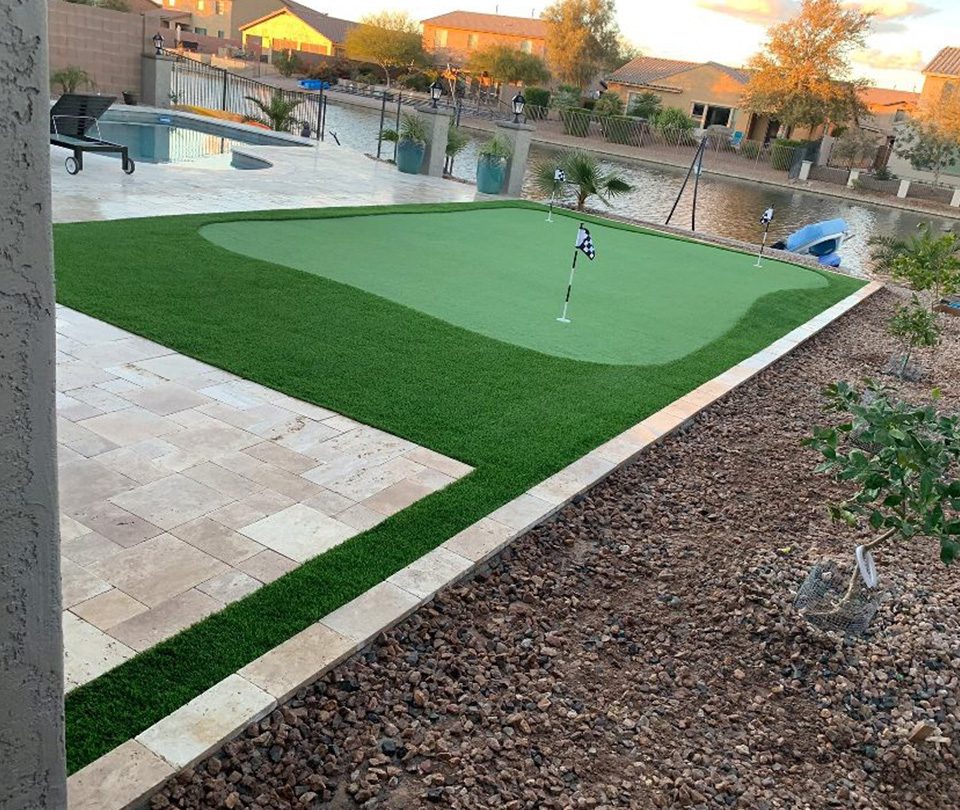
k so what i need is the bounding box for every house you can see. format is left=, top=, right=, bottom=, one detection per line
left=919, top=46, right=960, bottom=108
left=238, top=0, right=356, bottom=60
left=606, top=56, right=762, bottom=135
left=859, top=86, right=919, bottom=135
left=153, top=0, right=233, bottom=41
left=422, top=11, right=547, bottom=65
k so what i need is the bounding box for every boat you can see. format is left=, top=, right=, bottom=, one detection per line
left=783, top=218, right=849, bottom=267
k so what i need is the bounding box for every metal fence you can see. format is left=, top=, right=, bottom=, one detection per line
left=323, top=81, right=513, bottom=122
left=168, top=52, right=326, bottom=138
left=524, top=105, right=803, bottom=173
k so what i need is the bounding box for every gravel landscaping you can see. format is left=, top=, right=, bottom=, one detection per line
left=153, top=288, right=959, bottom=809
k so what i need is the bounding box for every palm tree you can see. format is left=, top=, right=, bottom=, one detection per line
left=50, top=66, right=94, bottom=96
left=244, top=92, right=302, bottom=132
left=532, top=150, right=632, bottom=211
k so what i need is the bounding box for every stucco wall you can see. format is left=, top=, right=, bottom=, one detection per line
left=48, top=0, right=146, bottom=98
left=0, top=2, right=65, bottom=808
left=423, top=24, right=547, bottom=63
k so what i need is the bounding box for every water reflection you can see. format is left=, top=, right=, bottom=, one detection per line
left=324, top=99, right=957, bottom=275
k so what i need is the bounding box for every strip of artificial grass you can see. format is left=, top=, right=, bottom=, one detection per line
left=55, top=201, right=864, bottom=773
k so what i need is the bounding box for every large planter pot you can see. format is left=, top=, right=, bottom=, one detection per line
left=476, top=154, right=507, bottom=194
left=396, top=139, right=425, bottom=174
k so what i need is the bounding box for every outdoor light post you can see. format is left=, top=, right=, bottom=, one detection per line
left=512, top=91, right=525, bottom=124
left=153, top=31, right=164, bottom=55
left=430, top=79, right=443, bottom=109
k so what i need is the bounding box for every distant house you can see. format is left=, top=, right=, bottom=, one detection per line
left=859, top=87, right=918, bottom=135
left=919, top=47, right=960, bottom=108
left=422, top=11, right=547, bottom=65
left=238, top=0, right=357, bottom=60
left=606, top=56, right=764, bottom=134
left=152, top=0, right=234, bottom=41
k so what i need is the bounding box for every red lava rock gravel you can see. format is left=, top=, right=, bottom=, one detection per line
left=152, top=289, right=959, bottom=809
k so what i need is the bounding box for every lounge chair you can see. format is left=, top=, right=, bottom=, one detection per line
left=50, top=94, right=135, bottom=176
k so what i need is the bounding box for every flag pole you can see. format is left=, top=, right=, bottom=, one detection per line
left=547, top=190, right=554, bottom=222
left=557, top=249, right=578, bottom=323
left=756, top=207, right=774, bottom=267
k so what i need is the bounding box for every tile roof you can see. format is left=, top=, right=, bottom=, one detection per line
left=421, top=11, right=547, bottom=39
left=859, top=86, right=919, bottom=109
left=609, top=56, right=726, bottom=87
left=241, top=1, right=358, bottom=43
left=924, top=47, right=960, bottom=77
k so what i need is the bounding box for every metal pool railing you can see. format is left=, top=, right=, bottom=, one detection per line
left=167, top=51, right=327, bottom=139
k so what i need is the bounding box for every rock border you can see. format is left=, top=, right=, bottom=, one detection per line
left=66, top=281, right=884, bottom=810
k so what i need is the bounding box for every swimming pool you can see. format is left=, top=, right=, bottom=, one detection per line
left=93, top=113, right=308, bottom=165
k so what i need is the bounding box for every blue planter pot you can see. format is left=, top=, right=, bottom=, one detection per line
left=476, top=155, right=507, bottom=194
left=396, top=139, right=425, bottom=174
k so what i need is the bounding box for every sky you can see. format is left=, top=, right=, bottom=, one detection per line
left=299, top=0, right=960, bottom=91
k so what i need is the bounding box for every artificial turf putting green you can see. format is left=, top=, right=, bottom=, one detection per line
left=201, top=207, right=827, bottom=365
left=54, top=201, right=865, bottom=774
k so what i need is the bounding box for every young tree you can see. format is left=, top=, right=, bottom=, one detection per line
left=870, top=223, right=960, bottom=308
left=467, top=45, right=550, bottom=87
left=742, top=0, right=871, bottom=132
left=830, top=127, right=880, bottom=168
left=895, top=119, right=960, bottom=184
left=344, top=11, right=424, bottom=88
left=542, top=0, right=621, bottom=89
left=888, top=296, right=940, bottom=378
left=244, top=92, right=301, bottom=132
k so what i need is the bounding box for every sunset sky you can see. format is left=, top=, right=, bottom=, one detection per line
left=300, top=0, right=959, bottom=91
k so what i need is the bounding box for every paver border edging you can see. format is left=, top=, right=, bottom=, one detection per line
left=65, top=280, right=884, bottom=810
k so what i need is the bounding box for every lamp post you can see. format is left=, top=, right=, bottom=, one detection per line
left=153, top=32, right=164, bottom=55
left=430, top=79, right=443, bottom=109
left=512, top=91, right=525, bottom=124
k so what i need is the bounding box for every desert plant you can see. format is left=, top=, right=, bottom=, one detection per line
left=478, top=135, right=513, bottom=160
left=870, top=223, right=960, bottom=307
left=398, top=112, right=428, bottom=145
left=50, top=66, right=94, bottom=95
left=380, top=128, right=398, bottom=142
left=627, top=91, right=661, bottom=120
left=272, top=49, right=303, bottom=78
left=551, top=84, right=582, bottom=108
left=444, top=123, right=470, bottom=175
left=888, top=296, right=940, bottom=378
left=531, top=150, right=632, bottom=211
left=872, top=165, right=896, bottom=181
left=593, top=91, right=624, bottom=117
left=804, top=381, right=960, bottom=589
left=244, top=92, right=301, bottom=132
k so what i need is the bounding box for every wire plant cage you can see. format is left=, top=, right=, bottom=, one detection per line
left=795, top=547, right=883, bottom=636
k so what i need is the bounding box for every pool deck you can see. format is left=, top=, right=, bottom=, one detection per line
left=52, top=137, right=479, bottom=224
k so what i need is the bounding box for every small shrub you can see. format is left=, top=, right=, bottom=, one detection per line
left=398, top=112, right=428, bottom=145
left=552, top=85, right=582, bottom=108
left=272, top=49, right=303, bottom=78
left=593, top=91, right=624, bottom=117
left=525, top=86, right=550, bottom=120
left=873, top=165, right=897, bottom=181
left=771, top=138, right=805, bottom=171
left=888, top=296, right=940, bottom=378
left=653, top=107, right=693, bottom=132
left=50, top=66, right=94, bottom=95
left=627, top=91, right=661, bottom=120
left=478, top=134, right=513, bottom=160
left=397, top=72, right=431, bottom=92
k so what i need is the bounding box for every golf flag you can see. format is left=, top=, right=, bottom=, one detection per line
left=554, top=167, right=566, bottom=183
left=575, top=225, right=596, bottom=260
left=756, top=206, right=774, bottom=267
left=760, top=207, right=774, bottom=226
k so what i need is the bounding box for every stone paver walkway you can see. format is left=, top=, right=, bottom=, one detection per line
left=56, top=306, right=471, bottom=691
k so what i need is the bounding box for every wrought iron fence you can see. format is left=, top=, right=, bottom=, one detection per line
left=167, top=51, right=325, bottom=138
left=523, top=105, right=803, bottom=173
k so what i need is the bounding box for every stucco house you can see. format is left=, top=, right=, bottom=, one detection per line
left=153, top=0, right=233, bottom=40
left=238, top=0, right=356, bottom=60
left=422, top=11, right=547, bottom=65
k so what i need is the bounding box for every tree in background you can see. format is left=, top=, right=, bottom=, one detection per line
left=742, top=0, right=871, bottom=133
left=467, top=45, right=550, bottom=88
left=542, top=0, right=621, bottom=89
left=895, top=90, right=960, bottom=185
left=627, top=90, right=661, bottom=120
left=830, top=127, right=880, bottom=168
left=344, top=11, right=424, bottom=88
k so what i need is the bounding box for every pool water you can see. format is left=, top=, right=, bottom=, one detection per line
left=94, top=120, right=302, bottom=164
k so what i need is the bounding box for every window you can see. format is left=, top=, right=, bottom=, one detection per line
left=167, top=0, right=175, bottom=6
left=195, top=27, right=207, bottom=35
left=691, top=102, right=706, bottom=119
left=217, top=29, right=225, bottom=38
left=196, top=0, right=204, bottom=9
left=215, top=1, right=225, bottom=15
left=520, top=39, right=532, bottom=54
left=433, top=28, right=447, bottom=48
left=467, top=33, right=478, bottom=49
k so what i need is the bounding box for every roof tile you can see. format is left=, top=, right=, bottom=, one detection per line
left=421, top=11, right=546, bottom=39
left=924, top=47, right=960, bottom=77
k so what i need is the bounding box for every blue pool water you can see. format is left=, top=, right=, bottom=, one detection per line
left=93, top=118, right=305, bottom=164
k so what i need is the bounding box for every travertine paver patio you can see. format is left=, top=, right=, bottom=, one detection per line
left=56, top=305, right=471, bottom=691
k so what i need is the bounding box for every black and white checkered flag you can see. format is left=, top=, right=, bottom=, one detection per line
left=760, top=207, right=774, bottom=226
left=575, top=225, right=596, bottom=260
left=554, top=167, right=566, bottom=183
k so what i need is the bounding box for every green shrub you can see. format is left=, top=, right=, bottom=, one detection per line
left=272, top=49, right=303, bottom=78
left=397, top=72, right=431, bottom=92
left=593, top=91, right=624, bottom=117
left=771, top=138, right=804, bottom=171
left=627, top=91, right=661, bottom=120
left=552, top=84, right=582, bottom=108
left=653, top=107, right=693, bottom=132
left=525, top=86, right=550, bottom=119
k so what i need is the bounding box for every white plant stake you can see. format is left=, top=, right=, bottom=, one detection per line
left=855, top=544, right=879, bottom=589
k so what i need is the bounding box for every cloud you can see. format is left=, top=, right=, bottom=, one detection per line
left=851, top=47, right=926, bottom=70
left=846, top=1, right=938, bottom=32
left=694, top=0, right=797, bottom=25
left=695, top=0, right=937, bottom=31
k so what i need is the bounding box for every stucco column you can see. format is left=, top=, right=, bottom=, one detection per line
left=951, top=188, right=960, bottom=208
left=0, top=2, right=67, bottom=809
left=418, top=106, right=451, bottom=178
left=493, top=120, right=535, bottom=197
left=142, top=54, right=174, bottom=108
left=897, top=179, right=911, bottom=199
left=798, top=160, right=812, bottom=181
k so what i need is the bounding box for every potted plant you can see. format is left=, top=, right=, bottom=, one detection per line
left=122, top=90, right=139, bottom=106
left=476, top=135, right=512, bottom=194
left=396, top=113, right=428, bottom=174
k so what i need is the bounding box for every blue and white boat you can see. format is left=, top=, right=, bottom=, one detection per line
left=784, top=218, right=849, bottom=267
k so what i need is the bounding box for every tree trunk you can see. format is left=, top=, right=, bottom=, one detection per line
left=0, top=2, right=66, bottom=807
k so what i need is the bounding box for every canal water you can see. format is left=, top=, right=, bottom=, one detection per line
left=323, top=99, right=956, bottom=275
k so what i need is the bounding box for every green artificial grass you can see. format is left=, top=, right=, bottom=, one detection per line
left=201, top=208, right=827, bottom=365
left=54, top=200, right=864, bottom=773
